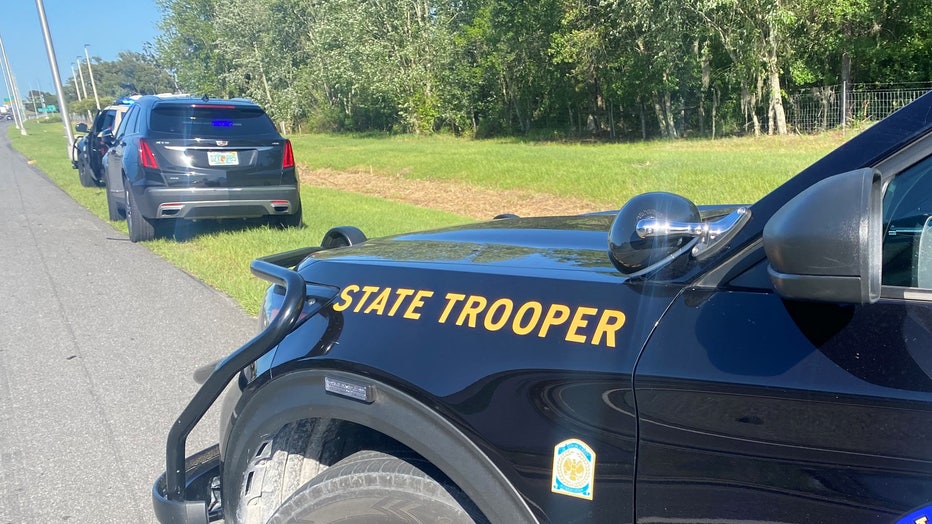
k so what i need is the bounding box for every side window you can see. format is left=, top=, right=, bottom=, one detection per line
left=99, top=111, right=116, bottom=135
left=881, top=155, right=932, bottom=287
left=115, top=105, right=140, bottom=139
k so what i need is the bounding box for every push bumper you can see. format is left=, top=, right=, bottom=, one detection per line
left=152, top=249, right=337, bottom=524
left=152, top=445, right=221, bottom=524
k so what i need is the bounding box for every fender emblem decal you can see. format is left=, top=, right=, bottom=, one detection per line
left=551, top=438, right=595, bottom=500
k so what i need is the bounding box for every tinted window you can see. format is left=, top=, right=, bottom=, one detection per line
left=881, top=155, right=932, bottom=287
left=148, top=105, right=278, bottom=138
left=93, top=110, right=113, bottom=132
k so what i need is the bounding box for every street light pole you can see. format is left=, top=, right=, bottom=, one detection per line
left=83, top=44, right=100, bottom=110
left=69, top=64, right=82, bottom=100
left=0, top=39, right=16, bottom=128
left=35, top=0, right=75, bottom=157
left=0, top=32, right=26, bottom=135
left=75, top=56, right=88, bottom=99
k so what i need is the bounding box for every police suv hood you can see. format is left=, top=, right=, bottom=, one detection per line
left=308, top=215, right=621, bottom=279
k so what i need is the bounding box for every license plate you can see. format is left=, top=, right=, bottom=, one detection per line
left=208, top=151, right=239, bottom=166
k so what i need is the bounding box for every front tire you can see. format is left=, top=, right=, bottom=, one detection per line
left=268, top=450, right=484, bottom=524
left=78, top=162, right=97, bottom=187
left=126, top=188, right=156, bottom=242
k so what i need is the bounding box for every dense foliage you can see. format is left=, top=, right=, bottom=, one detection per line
left=129, top=1, right=932, bottom=138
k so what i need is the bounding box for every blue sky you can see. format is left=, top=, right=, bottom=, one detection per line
left=0, top=1, right=162, bottom=101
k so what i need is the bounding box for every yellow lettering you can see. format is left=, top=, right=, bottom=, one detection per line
left=592, top=310, right=626, bottom=348
left=335, top=284, right=625, bottom=349
left=565, top=307, right=598, bottom=344
left=456, top=295, right=488, bottom=327
left=363, top=288, right=392, bottom=315
left=484, top=298, right=514, bottom=331
left=387, top=288, right=415, bottom=316
left=439, top=293, right=466, bottom=323
left=538, top=304, right=571, bottom=338
left=512, top=301, right=543, bottom=335
left=332, top=284, right=360, bottom=312
left=353, top=285, right=380, bottom=313
left=403, top=290, right=434, bottom=320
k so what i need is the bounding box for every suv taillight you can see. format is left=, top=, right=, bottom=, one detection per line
left=282, top=139, right=295, bottom=169
left=139, top=139, right=159, bottom=169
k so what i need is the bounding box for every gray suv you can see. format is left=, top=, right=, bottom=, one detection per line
left=104, top=95, right=302, bottom=242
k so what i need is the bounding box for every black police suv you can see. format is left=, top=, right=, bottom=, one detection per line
left=72, top=99, right=133, bottom=187
left=103, top=95, right=301, bottom=242
left=154, top=91, right=932, bottom=524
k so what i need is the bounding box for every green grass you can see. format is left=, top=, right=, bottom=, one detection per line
left=293, top=132, right=850, bottom=206
left=9, top=119, right=851, bottom=314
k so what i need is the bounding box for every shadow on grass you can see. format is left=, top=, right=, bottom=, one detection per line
left=159, top=218, right=298, bottom=243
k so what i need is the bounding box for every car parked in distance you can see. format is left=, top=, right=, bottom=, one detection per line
left=73, top=98, right=134, bottom=187
left=103, top=95, right=302, bottom=242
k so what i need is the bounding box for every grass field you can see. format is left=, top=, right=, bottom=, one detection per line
left=8, top=119, right=851, bottom=314
left=293, top=131, right=850, bottom=206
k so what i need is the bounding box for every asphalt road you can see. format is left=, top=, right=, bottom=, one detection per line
left=0, top=122, right=256, bottom=523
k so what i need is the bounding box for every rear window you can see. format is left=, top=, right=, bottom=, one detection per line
left=148, top=104, right=278, bottom=138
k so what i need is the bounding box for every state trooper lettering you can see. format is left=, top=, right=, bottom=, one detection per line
left=332, top=284, right=626, bottom=348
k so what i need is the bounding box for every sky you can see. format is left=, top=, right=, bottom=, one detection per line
left=0, top=0, right=162, bottom=102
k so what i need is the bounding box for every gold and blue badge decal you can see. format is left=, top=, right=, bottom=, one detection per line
left=896, top=505, right=931, bottom=524
left=551, top=438, right=596, bottom=500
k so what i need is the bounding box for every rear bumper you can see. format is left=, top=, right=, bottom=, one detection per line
left=139, top=185, right=300, bottom=219
left=152, top=445, right=221, bottom=524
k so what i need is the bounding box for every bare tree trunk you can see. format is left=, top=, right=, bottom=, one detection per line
left=639, top=100, right=647, bottom=140
left=841, top=51, right=851, bottom=124
left=712, top=88, right=718, bottom=139
left=609, top=99, right=615, bottom=139
left=653, top=88, right=678, bottom=139
left=741, top=85, right=761, bottom=136
left=653, top=94, right=666, bottom=138
left=766, top=31, right=787, bottom=135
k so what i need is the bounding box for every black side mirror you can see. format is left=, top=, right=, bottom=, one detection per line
left=75, top=122, right=88, bottom=133
left=764, top=168, right=882, bottom=304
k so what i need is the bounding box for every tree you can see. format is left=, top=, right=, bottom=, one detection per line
left=690, top=0, right=790, bottom=135
left=155, top=0, right=232, bottom=96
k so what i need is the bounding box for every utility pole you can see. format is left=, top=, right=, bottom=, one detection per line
left=35, top=0, right=75, bottom=156
left=83, top=44, right=100, bottom=110
left=0, top=33, right=26, bottom=135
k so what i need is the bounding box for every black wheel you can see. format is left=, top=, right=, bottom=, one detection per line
left=126, top=188, right=156, bottom=242
left=271, top=199, right=303, bottom=229
left=267, top=450, right=484, bottom=524
left=78, top=163, right=97, bottom=188
left=105, top=186, right=122, bottom=221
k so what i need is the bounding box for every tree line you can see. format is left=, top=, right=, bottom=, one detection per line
left=83, top=0, right=932, bottom=140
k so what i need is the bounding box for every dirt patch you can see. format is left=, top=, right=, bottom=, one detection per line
left=299, top=166, right=605, bottom=221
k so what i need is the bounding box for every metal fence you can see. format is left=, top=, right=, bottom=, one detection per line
left=786, top=82, right=932, bottom=134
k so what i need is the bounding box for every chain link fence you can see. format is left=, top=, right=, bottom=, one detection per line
left=786, top=82, right=932, bottom=134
